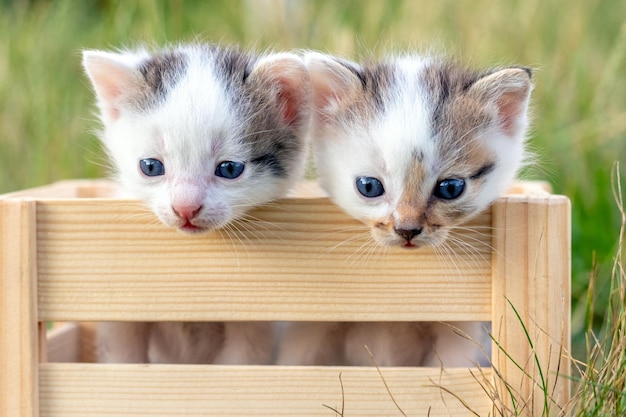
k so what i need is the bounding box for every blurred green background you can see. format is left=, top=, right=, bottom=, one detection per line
left=1, top=0, right=625, bottom=360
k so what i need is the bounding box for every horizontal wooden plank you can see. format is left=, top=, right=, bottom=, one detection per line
left=36, top=198, right=492, bottom=322
left=39, top=363, right=494, bottom=417
left=0, top=179, right=117, bottom=199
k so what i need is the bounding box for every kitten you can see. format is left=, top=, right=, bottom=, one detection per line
left=278, top=52, right=532, bottom=367
left=83, top=44, right=311, bottom=364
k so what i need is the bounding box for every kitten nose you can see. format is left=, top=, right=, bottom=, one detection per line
left=172, top=204, right=203, bottom=221
left=394, top=227, right=422, bottom=242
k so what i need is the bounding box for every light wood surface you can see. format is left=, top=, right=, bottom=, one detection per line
left=0, top=179, right=572, bottom=417
left=0, top=199, right=39, bottom=417
left=492, top=195, right=571, bottom=416
left=36, top=198, right=492, bottom=322
left=39, top=363, right=494, bottom=417
left=0, top=179, right=116, bottom=200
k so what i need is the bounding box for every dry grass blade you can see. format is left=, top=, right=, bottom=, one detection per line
left=364, top=345, right=408, bottom=417
left=322, top=371, right=345, bottom=416
left=428, top=377, right=482, bottom=417
left=571, top=162, right=626, bottom=415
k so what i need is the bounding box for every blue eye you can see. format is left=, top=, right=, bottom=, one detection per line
left=215, top=161, right=245, bottom=179
left=356, top=176, right=385, bottom=198
left=434, top=178, right=465, bottom=200
left=139, top=158, right=165, bottom=177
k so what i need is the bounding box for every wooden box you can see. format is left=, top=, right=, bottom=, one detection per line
left=0, top=180, right=570, bottom=416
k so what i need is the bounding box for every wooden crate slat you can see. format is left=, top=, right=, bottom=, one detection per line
left=491, top=195, right=571, bottom=416
left=36, top=198, right=492, bottom=322
left=0, top=180, right=572, bottom=417
left=0, top=179, right=116, bottom=200
left=39, top=363, right=494, bottom=417
left=0, top=199, right=39, bottom=417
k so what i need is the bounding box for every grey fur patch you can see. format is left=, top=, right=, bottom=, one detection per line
left=199, top=45, right=304, bottom=179
left=360, top=62, right=394, bottom=112
left=133, top=44, right=305, bottom=179
left=206, top=44, right=256, bottom=88
left=412, top=149, right=425, bottom=163
left=250, top=152, right=287, bottom=177
left=324, top=57, right=394, bottom=121
left=345, top=60, right=395, bottom=114
left=138, top=50, right=188, bottom=102
left=236, top=55, right=306, bottom=179
left=245, top=127, right=300, bottom=179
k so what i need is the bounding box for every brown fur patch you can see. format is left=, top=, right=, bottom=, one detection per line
left=420, top=62, right=493, bottom=158
left=314, top=58, right=394, bottom=127
left=374, top=62, right=498, bottom=246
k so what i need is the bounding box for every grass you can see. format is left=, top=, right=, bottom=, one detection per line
left=321, top=193, right=625, bottom=416
left=570, top=165, right=626, bottom=415
left=1, top=0, right=625, bottom=414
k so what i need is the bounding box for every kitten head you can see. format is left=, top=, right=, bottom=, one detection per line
left=306, top=52, right=532, bottom=248
left=83, top=45, right=311, bottom=233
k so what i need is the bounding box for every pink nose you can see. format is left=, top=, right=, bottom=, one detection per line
left=172, top=205, right=202, bottom=222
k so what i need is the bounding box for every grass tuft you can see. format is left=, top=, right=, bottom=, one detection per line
left=570, top=163, right=626, bottom=415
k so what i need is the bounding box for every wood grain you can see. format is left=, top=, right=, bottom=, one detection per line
left=39, top=363, right=494, bottom=417
left=492, top=195, right=571, bottom=416
left=0, top=180, right=572, bottom=417
left=0, top=199, right=39, bottom=417
left=0, top=179, right=116, bottom=200
left=36, top=198, right=492, bottom=322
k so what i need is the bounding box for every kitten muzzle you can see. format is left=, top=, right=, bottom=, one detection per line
left=394, top=227, right=422, bottom=243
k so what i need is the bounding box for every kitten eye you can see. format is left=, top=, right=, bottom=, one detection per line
left=215, top=161, right=245, bottom=179
left=356, top=176, right=385, bottom=198
left=139, top=158, right=165, bottom=177
left=434, top=178, right=465, bottom=200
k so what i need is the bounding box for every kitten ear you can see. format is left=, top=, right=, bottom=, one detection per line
left=82, top=50, right=144, bottom=122
left=468, top=67, right=532, bottom=137
left=247, top=53, right=312, bottom=129
left=304, top=52, right=363, bottom=120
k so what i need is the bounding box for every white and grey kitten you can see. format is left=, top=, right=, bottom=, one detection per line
left=83, top=44, right=311, bottom=364
left=278, top=52, right=532, bottom=367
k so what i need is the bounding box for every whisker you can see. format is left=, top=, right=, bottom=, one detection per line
left=320, top=231, right=372, bottom=259
left=216, top=226, right=244, bottom=268
left=432, top=242, right=465, bottom=279
left=224, top=221, right=255, bottom=249
left=345, top=235, right=385, bottom=269
left=233, top=214, right=287, bottom=240
left=443, top=236, right=486, bottom=272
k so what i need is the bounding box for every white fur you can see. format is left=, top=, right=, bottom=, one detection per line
left=90, top=47, right=303, bottom=233
left=84, top=45, right=310, bottom=364
left=279, top=53, right=532, bottom=367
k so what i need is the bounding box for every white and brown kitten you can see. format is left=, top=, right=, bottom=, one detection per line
left=83, top=44, right=311, bottom=364
left=278, top=52, right=532, bottom=367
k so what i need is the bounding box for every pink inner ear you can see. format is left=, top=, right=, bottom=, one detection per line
left=310, top=74, right=335, bottom=110
left=496, top=91, right=526, bottom=136
left=85, top=56, right=138, bottom=122
left=107, top=107, right=121, bottom=121
left=95, top=75, right=127, bottom=121
left=278, top=89, right=299, bottom=126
